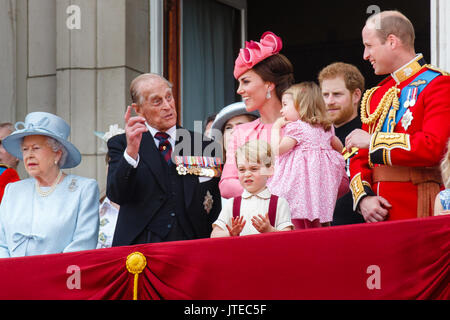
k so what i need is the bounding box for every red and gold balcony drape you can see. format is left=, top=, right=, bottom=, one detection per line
left=0, top=215, right=448, bottom=300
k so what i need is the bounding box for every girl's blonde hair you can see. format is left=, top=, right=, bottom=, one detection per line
left=235, top=140, right=273, bottom=169
left=441, top=139, right=450, bottom=188
left=284, top=82, right=332, bottom=131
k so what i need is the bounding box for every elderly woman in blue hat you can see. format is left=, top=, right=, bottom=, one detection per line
left=210, top=102, right=259, bottom=207
left=0, top=112, right=99, bottom=258
left=211, top=102, right=259, bottom=162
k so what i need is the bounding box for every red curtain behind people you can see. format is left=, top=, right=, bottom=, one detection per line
left=0, top=215, right=448, bottom=300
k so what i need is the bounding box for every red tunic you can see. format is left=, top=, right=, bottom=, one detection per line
left=0, top=166, right=20, bottom=203
left=349, top=64, right=450, bottom=221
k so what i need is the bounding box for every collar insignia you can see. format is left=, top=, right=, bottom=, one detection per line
left=403, top=67, right=413, bottom=77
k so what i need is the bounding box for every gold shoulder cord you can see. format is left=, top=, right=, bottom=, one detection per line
left=360, top=86, right=400, bottom=167
left=360, top=86, right=380, bottom=133
left=424, top=64, right=450, bottom=76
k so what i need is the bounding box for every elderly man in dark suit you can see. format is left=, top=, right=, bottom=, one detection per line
left=107, top=73, right=222, bottom=246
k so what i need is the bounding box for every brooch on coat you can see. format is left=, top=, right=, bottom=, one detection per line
left=68, top=178, right=78, bottom=192
left=203, top=191, right=214, bottom=214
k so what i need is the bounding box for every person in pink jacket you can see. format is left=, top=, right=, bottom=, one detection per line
left=219, top=31, right=295, bottom=199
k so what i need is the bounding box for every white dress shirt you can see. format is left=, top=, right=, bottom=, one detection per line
left=96, top=197, right=119, bottom=249
left=213, top=188, right=293, bottom=236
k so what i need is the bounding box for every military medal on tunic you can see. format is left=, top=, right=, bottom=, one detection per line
left=203, top=191, right=214, bottom=214
left=409, top=87, right=418, bottom=107
left=401, top=109, right=414, bottom=131
left=176, top=163, right=188, bottom=175
left=175, top=156, right=222, bottom=178
left=404, top=89, right=411, bottom=109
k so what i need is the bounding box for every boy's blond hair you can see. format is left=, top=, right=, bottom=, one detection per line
left=235, top=140, right=273, bottom=169
left=441, top=139, right=450, bottom=189
left=284, top=82, right=332, bottom=131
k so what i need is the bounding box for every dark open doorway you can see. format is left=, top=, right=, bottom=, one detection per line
left=247, top=0, right=430, bottom=89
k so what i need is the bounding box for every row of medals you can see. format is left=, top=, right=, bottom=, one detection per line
left=175, top=156, right=222, bottom=178
left=176, top=164, right=221, bottom=178
left=403, top=87, right=418, bottom=109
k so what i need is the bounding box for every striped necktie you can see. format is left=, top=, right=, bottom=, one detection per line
left=154, top=132, right=172, bottom=164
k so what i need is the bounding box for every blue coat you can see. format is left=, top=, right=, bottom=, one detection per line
left=0, top=175, right=99, bottom=258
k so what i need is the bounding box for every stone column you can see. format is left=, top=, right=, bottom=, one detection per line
left=56, top=0, right=151, bottom=196
left=56, top=0, right=99, bottom=185
left=28, top=0, right=57, bottom=115
left=0, top=0, right=57, bottom=178
left=0, top=0, right=16, bottom=122
left=0, top=0, right=57, bottom=122
left=0, top=0, right=151, bottom=190
left=431, top=0, right=450, bottom=71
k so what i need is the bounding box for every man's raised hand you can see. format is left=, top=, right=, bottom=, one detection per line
left=125, top=105, right=147, bottom=160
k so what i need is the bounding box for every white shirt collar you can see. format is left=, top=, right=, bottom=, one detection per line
left=146, top=123, right=177, bottom=141
left=242, top=188, right=271, bottom=199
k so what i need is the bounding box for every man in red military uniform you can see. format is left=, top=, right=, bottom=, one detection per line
left=345, top=10, right=450, bottom=222
left=0, top=123, right=20, bottom=202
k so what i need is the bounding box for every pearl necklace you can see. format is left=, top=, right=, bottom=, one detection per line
left=35, top=170, right=63, bottom=197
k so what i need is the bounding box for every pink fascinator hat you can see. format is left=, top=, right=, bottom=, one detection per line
left=233, top=31, right=283, bottom=79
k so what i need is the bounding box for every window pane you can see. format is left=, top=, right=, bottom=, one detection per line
left=182, top=0, right=240, bottom=133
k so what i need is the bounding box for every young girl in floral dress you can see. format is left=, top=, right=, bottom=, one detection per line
left=269, top=82, right=348, bottom=229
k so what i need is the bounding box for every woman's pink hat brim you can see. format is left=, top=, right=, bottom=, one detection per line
left=233, top=31, right=283, bottom=79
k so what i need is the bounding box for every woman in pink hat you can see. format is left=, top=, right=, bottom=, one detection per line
left=219, top=31, right=294, bottom=199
